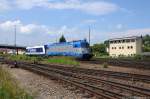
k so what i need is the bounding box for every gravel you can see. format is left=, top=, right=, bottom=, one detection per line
left=2, top=64, right=88, bottom=99
left=79, top=63, right=150, bottom=76
left=1, top=62, right=149, bottom=99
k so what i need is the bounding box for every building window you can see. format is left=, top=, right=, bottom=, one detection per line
left=126, top=39, right=130, bottom=43
left=119, top=47, right=121, bottom=49
left=110, top=41, right=113, bottom=44
left=122, top=40, right=125, bottom=43
left=131, top=46, right=133, bottom=49
left=127, top=46, right=130, bottom=49
left=112, top=47, right=114, bottom=49
left=122, top=46, right=124, bottom=49
left=131, top=39, right=135, bottom=42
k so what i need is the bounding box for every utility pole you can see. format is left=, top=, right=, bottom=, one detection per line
left=14, top=25, right=17, bottom=55
left=89, top=26, right=91, bottom=46
left=56, top=37, right=57, bottom=43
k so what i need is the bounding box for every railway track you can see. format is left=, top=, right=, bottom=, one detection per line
left=21, top=64, right=123, bottom=99
left=17, top=63, right=150, bottom=99
left=80, top=58, right=150, bottom=69
left=38, top=63, right=150, bottom=83
left=1, top=58, right=150, bottom=83
left=1, top=59, right=150, bottom=98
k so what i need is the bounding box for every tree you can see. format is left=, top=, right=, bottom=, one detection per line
left=59, top=35, right=66, bottom=43
left=143, top=34, right=150, bottom=52
left=104, top=40, right=109, bottom=48
left=91, top=43, right=108, bottom=56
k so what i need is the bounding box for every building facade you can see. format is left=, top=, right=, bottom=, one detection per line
left=0, top=45, right=26, bottom=55
left=108, top=36, right=142, bottom=57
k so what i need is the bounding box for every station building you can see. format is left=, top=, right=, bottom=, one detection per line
left=108, top=36, right=142, bottom=57
left=0, top=44, right=26, bottom=55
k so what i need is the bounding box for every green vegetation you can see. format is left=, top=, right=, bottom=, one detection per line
left=0, top=67, right=33, bottom=99
left=43, top=56, right=80, bottom=66
left=91, top=43, right=108, bottom=57
left=133, top=54, right=143, bottom=60
left=2, top=54, right=80, bottom=66
left=143, top=34, right=150, bottom=52
left=59, top=35, right=66, bottom=42
left=6, top=55, right=42, bottom=63
left=102, top=62, right=108, bottom=68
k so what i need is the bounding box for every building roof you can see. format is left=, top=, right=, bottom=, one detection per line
left=0, top=44, right=26, bottom=50
left=109, top=36, right=142, bottom=41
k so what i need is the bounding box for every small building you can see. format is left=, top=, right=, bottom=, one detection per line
left=0, top=44, right=26, bottom=55
left=108, top=36, right=142, bottom=57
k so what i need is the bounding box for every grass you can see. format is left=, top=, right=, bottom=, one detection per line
left=0, top=67, right=33, bottom=99
left=43, top=56, right=80, bottom=66
left=6, top=55, right=43, bottom=63
left=2, top=54, right=80, bottom=66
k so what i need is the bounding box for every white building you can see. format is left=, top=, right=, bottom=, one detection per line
left=108, top=36, right=142, bottom=57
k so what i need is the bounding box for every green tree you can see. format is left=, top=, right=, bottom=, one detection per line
left=143, top=34, right=150, bottom=52
left=59, top=35, right=66, bottom=43
left=104, top=40, right=109, bottom=48
left=91, top=43, right=108, bottom=56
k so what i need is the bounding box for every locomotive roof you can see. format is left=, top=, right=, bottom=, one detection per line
left=46, top=39, right=87, bottom=46
left=26, top=40, right=88, bottom=48
left=26, top=45, right=45, bottom=49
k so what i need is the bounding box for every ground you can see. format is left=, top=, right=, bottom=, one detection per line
left=50, top=62, right=150, bottom=76
left=79, top=63, right=150, bottom=76
left=1, top=62, right=150, bottom=99
left=1, top=64, right=86, bottom=99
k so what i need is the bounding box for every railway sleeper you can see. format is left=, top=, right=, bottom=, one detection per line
left=23, top=63, right=150, bottom=97
left=22, top=65, right=120, bottom=99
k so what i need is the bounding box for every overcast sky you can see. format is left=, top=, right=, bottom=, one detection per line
left=0, top=0, right=150, bottom=46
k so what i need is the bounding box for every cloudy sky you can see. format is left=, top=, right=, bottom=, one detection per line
left=0, top=0, right=150, bottom=46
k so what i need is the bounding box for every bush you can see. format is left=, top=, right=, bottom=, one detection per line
left=103, top=62, right=108, bottom=68
left=36, top=57, right=43, bottom=61
left=134, top=54, right=143, bottom=60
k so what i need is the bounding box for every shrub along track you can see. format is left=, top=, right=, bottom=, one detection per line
left=2, top=60, right=150, bottom=99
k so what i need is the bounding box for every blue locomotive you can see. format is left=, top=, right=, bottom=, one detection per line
left=26, top=40, right=92, bottom=59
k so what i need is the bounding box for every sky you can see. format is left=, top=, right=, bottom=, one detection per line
left=0, top=0, right=150, bottom=46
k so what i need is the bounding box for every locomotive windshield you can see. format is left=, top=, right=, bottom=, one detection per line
left=81, top=42, right=89, bottom=48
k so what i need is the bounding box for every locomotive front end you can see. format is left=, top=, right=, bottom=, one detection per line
left=80, top=40, right=93, bottom=60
